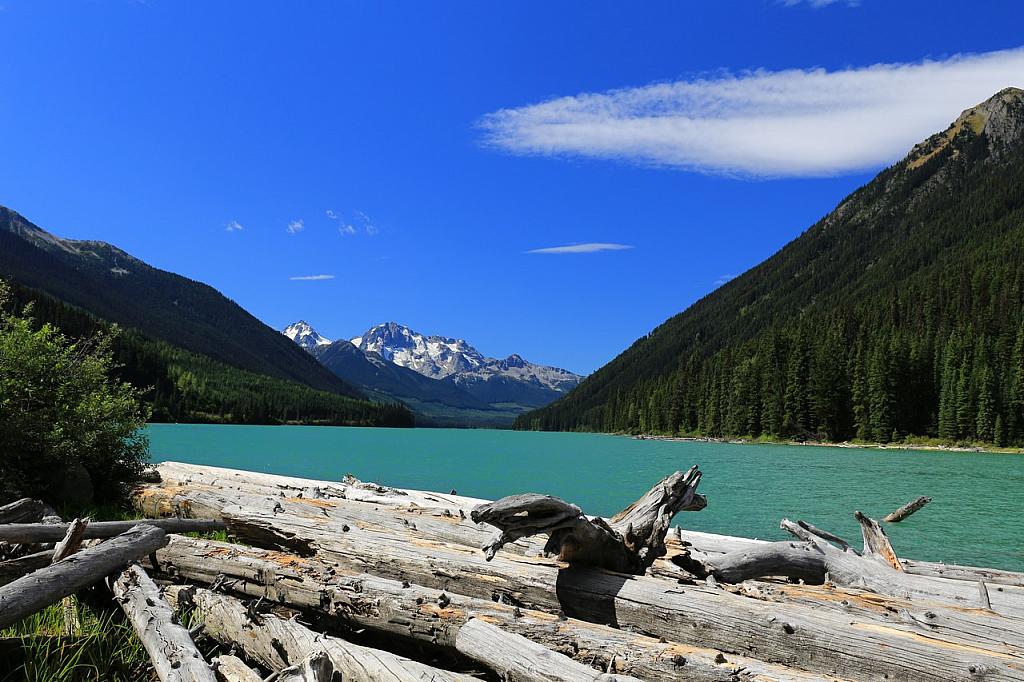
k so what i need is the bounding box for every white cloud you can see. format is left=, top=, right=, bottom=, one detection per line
left=338, top=224, right=356, bottom=236
left=780, top=0, right=858, bottom=7
left=715, top=274, right=736, bottom=286
left=325, top=209, right=338, bottom=220
left=289, top=274, right=335, bottom=281
left=527, top=242, right=634, bottom=254
left=287, top=219, right=304, bottom=234
left=479, top=47, right=1024, bottom=177
left=225, top=220, right=243, bottom=232
left=356, top=210, right=379, bottom=236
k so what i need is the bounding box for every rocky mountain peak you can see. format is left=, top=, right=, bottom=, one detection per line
left=282, top=320, right=332, bottom=351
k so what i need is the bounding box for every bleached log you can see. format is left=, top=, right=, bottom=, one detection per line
left=454, top=617, right=642, bottom=682
left=152, top=536, right=831, bottom=682
left=275, top=653, right=334, bottom=682
left=147, top=462, right=1012, bottom=587
left=0, top=518, right=224, bottom=544
left=212, top=655, right=262, bottom=682
left=112, top=563, right=217, bottom=682
left=471, top=466, right=705, bottom=574
left=166, top=586, right=474, bottom=682
left=854, top=511, right=903, bottom=570
left=156, top=522, right=1024, bottom=681
left=884, top=496, right=932, bottom=522
left=51, top=518, right=89, bottom=636
left=0, top=525, right=168, bottom=629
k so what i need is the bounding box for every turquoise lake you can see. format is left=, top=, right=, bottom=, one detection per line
left=146, top=424, right=1024, bottom=572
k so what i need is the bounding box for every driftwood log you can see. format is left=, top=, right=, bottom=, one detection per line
left=140, top=493, right=1024, bottom=680
left=112, top=563, right=218, bottom=682
left=0, top=518, right=224, bottom=544
left=143, top=461, right=1010, bottom=587
left=884, top=496, right=932, bottom=522
left=152, top=535, right=837, bottom=681
left=275, top=653, right=335, bottom=682
left=0, top=525, right=168, bottom=629
left=51, top=517, right=89, bottom=636
left=167, top=586, right=476, bottom=682
left=211, top=655, right=262, bottom=682
left=471, top=466, right=705, bottom=574
left=0, top=550, right=53, bottom=587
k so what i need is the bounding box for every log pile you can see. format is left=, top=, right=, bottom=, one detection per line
left=3, top=460, right=1023, bottom=681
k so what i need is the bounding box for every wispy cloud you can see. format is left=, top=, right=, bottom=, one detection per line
left=480, top=47, right=1024, bottom=177
left=715, top=274, right=736, bottom=286
left=289, top=274, right=335, bottom=281
left=780, top=0, right=859, bottom=7
left=287, top=219, right=305, bottom=234
left=225, top=220, right=243, bottom=232
left=527, top=242, right=634, bottom=255
left=325, top=209, right=338, bottom=220
left=338, top=224, right=356, bottom=236
left=355, top=210, right=379, bottom=236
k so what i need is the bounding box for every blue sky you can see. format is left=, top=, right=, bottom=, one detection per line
left=1, top=1, right=1022, bottom=374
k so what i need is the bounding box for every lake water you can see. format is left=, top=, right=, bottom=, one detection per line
left=146, top=424, right=1024, bottom=572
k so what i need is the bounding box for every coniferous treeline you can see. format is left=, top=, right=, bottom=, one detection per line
left=517, top=93, right=1024, bottom=445
left=6, top=283, right=414, bottom=427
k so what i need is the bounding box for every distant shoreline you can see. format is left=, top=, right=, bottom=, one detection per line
left=627, top=433, right=1024, bottom=455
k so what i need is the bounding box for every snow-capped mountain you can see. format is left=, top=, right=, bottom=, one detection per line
left=282, top=320, right=332, bottom=351
left=350, top=322, right=581, bottom=392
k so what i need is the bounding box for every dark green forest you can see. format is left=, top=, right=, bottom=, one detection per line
left=5, top=283, right=414, bottom=427
left=517, top=91, right=1024, bottom=446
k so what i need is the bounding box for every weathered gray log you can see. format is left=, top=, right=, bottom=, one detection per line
left=275, top=653, right=334, bottom=682
left=212, top=655, right=262, bottom=682
left=52, top=518, right=89, bottom=636
left=454, top=617, right=641, bottom=682
left=146, top=462, right=1005, bottom=587
left=159, top=517, right=1024, bottom=682
left=884, top=496, right=932, bottom=523
left=471, top=466, right=705, bottom=573
left=0, top=525, right=168, bottom=629
left=854, top=510, right=903, bottom=570
left=167, top=586, right=474, bottom=682
left=154, top=535, right=834, bottom=682
left=0, top=550, right=53, bottom=586
left=0, top=518, right=224, bottom=544
left=112, top=563, right=218, bottom=682
left=0, top=498, right=56, bottom=524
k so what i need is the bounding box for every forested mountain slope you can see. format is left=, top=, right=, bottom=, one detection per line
left=517, top=88, right=1024, bottom=445
left=3, top=282, right=412, bottom=427
left=0, top=209, right=361, bottom=398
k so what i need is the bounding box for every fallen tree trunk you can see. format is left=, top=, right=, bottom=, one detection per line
left=884, top=496, right=932, bottom=523
left=156, top=518, right=1024, bottom=681
left=276, top=653, right=334, bottom=682
left=151, top=536, right=836, bottom=682
left=0, top=550, right=52, bottom=587
left=52, top=518, right=89, bottom=636
left=471, top=466, right=705, bottom=574
left=112, top=563, right=218, bottom=682
left=0, top=518, right=224, bottom=544
left=212, top=655, right=262, bottom=682
left=167, top=586, right=476, bottom=682
left=145, top=462, right=1020, bottom=588
left=0, top=525, right=168, bottom=629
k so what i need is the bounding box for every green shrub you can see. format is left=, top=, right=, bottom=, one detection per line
left=0, top=281, right=149, bottom=505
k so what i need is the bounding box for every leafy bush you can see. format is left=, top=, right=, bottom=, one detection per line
left=0, top=281, right=149, bottom=504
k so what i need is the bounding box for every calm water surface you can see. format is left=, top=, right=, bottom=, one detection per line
left=146, top=424, right=1024, bottom=572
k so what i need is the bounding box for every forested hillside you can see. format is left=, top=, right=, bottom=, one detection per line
left=5, top=282, right=413, bottom=427
left=0, top=208, right=361, bottom=397
left=517, top=88, right=1024, bottom=446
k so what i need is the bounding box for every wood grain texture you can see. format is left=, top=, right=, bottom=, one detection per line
left=112, top=563, right=218, bottom=682
left=0, top=518, right=224, bottom=544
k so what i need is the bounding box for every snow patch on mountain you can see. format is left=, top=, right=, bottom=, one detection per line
left=282, top=320, right=332, bottom=351
left=351, top=321, right=582, bottom=392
